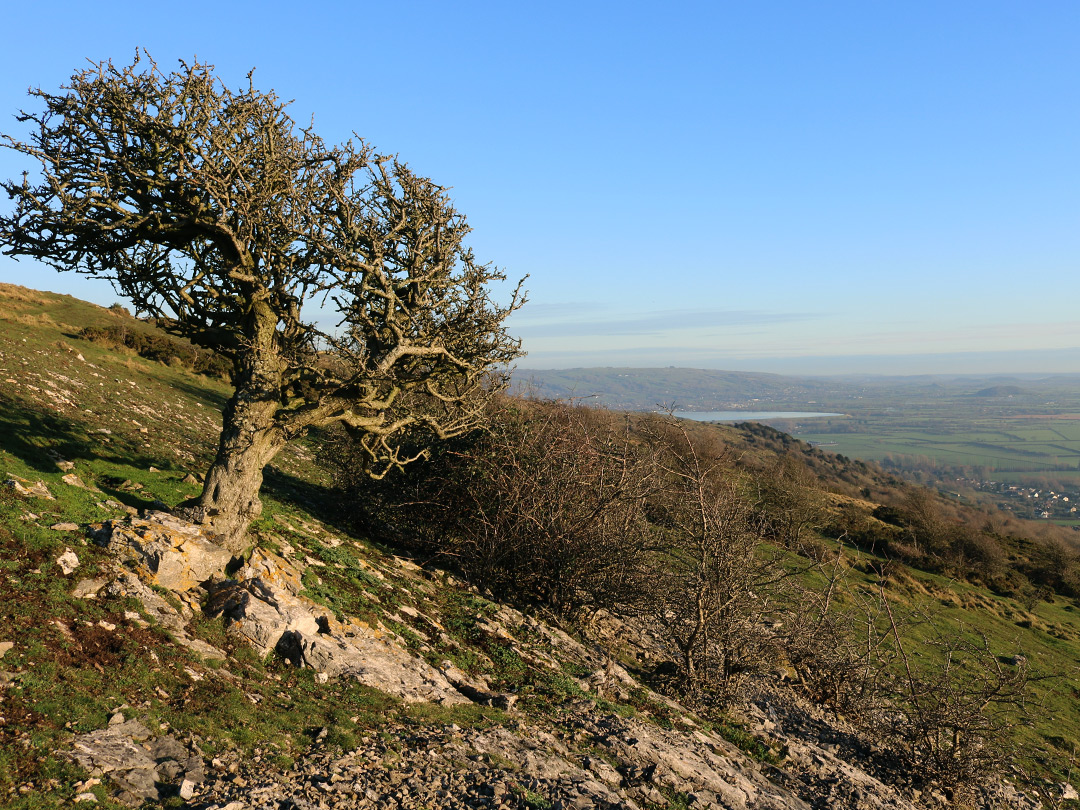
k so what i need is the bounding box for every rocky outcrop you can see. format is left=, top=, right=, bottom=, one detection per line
left=91, top=514, right=470, bottom=704
left=56, top=548, right=80, bottom=575
left=5, top=475, right=54, bottom=499
left=176, top=707, right=907, bottom=810
left=73, top=511, right=1041, bottom=810
left=103, top=570, right=228, bottom=661
left=94, top=511, right=233, bottom=592
left=205, top=548, right=470, bottom=704
left=71, top=715, right=204, bottom=807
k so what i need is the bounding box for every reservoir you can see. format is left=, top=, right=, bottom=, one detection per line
left=676, top=411, right=842, bottom=422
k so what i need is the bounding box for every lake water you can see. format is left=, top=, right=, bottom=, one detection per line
left=676, top=411, right=843, bottom=422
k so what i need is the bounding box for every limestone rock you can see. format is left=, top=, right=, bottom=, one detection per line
left=72, top=721, right=202, bottom=807
left=281, top=627, right=469, bottom=704
left=103, top=572, right=225, bottom=661
left=204, top=549, right=470, bottom=704
left=106, top=572, right=186, bottom=633
left=462, top=726, right=579, bottom=783
left=72, top=578, right=109, bottom=599
left=56, top=548, right=80, bottom=575
left=439, top=661, right=517, bottom=709
left=204, top=577, right=316, bottom=654
left=5, top=477, right=54, bottom=499
left=94, top=512, right=232, bottom=591
left=595, top=713, right=809, bottom=810
left=62, top=501, right=1016, bottom=810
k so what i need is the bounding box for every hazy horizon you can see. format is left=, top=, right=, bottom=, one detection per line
left=514, top=347, right=1080, bottom=377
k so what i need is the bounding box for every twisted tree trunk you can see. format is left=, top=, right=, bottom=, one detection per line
left=178, top=306, right=288, bottom=553
left=192, top=392, right=285, bottom=553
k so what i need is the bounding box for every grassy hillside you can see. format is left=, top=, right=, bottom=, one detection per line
left=2, top=284, right=1079, bottom=808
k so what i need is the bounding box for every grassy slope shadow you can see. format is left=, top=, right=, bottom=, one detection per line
left=0, top=392, right=161, bottom=476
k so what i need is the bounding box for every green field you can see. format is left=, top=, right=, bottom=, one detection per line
left=790, top=393, right=1080, bottom=484
left=519, top=366, right=1080, bottom=490
left=800, top=416, right=1080, bottom=475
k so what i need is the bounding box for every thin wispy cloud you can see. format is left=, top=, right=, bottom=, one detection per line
left=509, top=302, right=602, bottom=321
left=510, top=309, right=818, bottom=338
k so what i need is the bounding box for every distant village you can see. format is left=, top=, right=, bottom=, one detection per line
left=955, top=477, right=1079, bottom=522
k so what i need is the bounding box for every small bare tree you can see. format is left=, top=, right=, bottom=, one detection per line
left=643, top=417, right=796, bottom=703
left=1, top=54, right=524, bottom=550
left=782, top=550, right=897, bottom=716
left=753, top=456, right=828, bottom=556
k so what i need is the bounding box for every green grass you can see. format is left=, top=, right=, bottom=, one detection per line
left=0, top=287, right=407, bottom=804
left=403, top=701, right=508, bottom=729
left=819, top=536, right=1080, bottom=779
left=509, top=782, right=554, bottom=809
left=637, top=784, right=698, bottom=810
left=0, top=481, right=405, bottom=797
left=800, top=415, right=1080, bottom=481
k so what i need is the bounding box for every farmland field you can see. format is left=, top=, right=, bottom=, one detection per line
left=799, top=416, right=1080, bottom=471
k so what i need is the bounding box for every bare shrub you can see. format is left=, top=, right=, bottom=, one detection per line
left=331, top=397, right=658, bottom=621
left=637, top=417, right=809, bottom=704
left=874, top=590, right=1031, bottom=805
left=786, top=564, right=1034, bottom=804
left=79, top=324, right=233, bottom=380
left=782, top=552, right=897, bottom=717
left=752, top=455, right=828, bottom=555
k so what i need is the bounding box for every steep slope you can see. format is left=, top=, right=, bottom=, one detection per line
left=0, top=285, right=1074, bottom=809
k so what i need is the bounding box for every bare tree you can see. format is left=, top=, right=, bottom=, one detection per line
left=1, top=53, right=524, bottom=550
left=782, top=550, right=897, bottom=716
left=753, top=455, right=828, bottom=556
left=643, top=417, right=796, bottom=703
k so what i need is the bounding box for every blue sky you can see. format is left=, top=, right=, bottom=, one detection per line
left=1, top=1, right=1077, bottom=375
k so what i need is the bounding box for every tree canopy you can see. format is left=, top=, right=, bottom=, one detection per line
left=1, top=53, right=525, bottom=549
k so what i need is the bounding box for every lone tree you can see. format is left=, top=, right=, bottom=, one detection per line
left=0, top=54, right=525, bottom=551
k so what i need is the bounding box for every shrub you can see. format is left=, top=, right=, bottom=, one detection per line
left=636, top=417, right=809, bottom=705
left=878, top=607, right=1031, bottom=805
left=79, top=323, right=233, bottom=380
left=329, top=397, right=658, bottom=621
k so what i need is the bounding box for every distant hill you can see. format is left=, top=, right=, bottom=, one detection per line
left=511, top=366, right=833, bottom=410
left=512, top=366, right=1080, bottom=413
left=972, top=385, right=1029, bottom=397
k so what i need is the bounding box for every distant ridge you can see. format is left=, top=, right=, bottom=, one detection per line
left=511, top=366, right=1080, bottom=412
left=510, top=366, right=831, bottom=410
left=973, top=385, right=1029, bottom=398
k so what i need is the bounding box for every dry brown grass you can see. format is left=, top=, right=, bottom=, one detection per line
left=0, top=282, right=48, bottom=305
left=10, top=312, right=57, bottom=327
left=824, top=491, right=877, bottom=512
